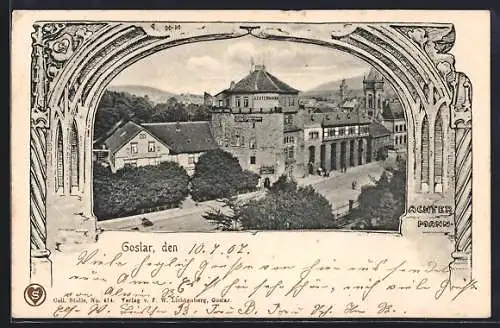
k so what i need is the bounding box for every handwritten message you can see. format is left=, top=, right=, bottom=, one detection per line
left=38, top=231, right=481, bottom=319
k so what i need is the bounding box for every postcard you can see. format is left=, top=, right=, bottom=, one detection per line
left=11, top=10, right=491, bottom=319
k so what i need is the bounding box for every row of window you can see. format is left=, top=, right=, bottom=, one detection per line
left=284, top=136, right=295, bottom=144
left=323, top=125, right=369, bottom=139
left=395, top=124, right=407, bottom=132
left=367, top=93, right=382, bottom=109
left=235, top=96, right=250, bottom=108
left=395, top=134, right=407, bottom=145
left=234, top=96, right=296, bottom=107
left=222, top=132, right=257, bottom=149
left=130, top=141, right=156, bottom=154
left=123, top=154, right=198, bottom=168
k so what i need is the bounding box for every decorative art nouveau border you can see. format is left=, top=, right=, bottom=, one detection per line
left=28, top=20, right=473, bottom=287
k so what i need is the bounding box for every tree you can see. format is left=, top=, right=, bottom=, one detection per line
left=152, top=100, right=189, bottom=122
left=204, top=175, right=337, bottom=231
left=238, top=178, right=336, bottom=230
left=190, top=149, right=259, bottom=202
left=94, top=90, right=154, bottom=141
left=376, top=146, right=389, bottom=161
left=344, top=162, right=406, bottom=231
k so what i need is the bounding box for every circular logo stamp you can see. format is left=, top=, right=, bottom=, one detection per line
left=24, top=283, right=47, bottom=306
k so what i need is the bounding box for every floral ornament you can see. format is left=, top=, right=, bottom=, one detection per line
left=407, top=28, right=428, bottom=48
left=47, top=33, right=75, bottom=62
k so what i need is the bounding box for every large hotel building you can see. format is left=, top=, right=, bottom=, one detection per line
left=210, top=64, right=394, bottom=182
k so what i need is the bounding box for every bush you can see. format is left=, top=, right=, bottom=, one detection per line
left=376, top=146, right=389, bottom=161
left=93, top=161, right=189, bottom=220
left=190, top=149, right=259, bottom=202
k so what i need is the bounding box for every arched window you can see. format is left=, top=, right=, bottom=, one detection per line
left=434, top=113, right=444, bottom=192
left=368, top=94, right=373, bottom=108
left=70, top=120, right=79, bottom=192
left=56, top=121, right=64, bottom=192
left=421, top=115, right=430, bottom=191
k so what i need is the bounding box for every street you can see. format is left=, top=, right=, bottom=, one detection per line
left=98, top=160, right=395, bottom=233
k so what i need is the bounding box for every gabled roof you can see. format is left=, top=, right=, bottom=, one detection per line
left=224, top=66, right=299, bottom=94
left=141, top=121, right=218, bottom=154
left=340, top=99, right=359, bottom=109
left=369, top=122, right=392, bottom=138
left=103, top=121, right=145, bottom=155
left=382, top=99, right=405, bottom=120
left=322, top=109, right=371, bottom=127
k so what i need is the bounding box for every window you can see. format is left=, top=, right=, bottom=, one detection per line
left=249, top=137, right=256, bottom=149
left=338, top=128, right=345, bottom=136
left=285, top=146, right=295, bottom=160
left=250, top=156, right=256, bottom=164
left=244, top=97, right=249, bottom=107
left=291, top=97, right=295, bottom=106
left=232, top=128, right=242, bottom=146
left=235, top=97, right=241, bottom=107
left=130, top=142, right=138, bottom=154
left=368, top=94, right=373, bottom=108
left=188, top=155, right=196, bottom=165
left=70, top=121, right=79, bottom=189
left=219, top=100, right=223, bottom=107
left=285, top=114, right=293, bottom=125
left=56, top=122, right=64, bottom=191
left=148, top=141, right=155, bottom=152
left=284, top=136, right=295, bottom=144
left=309, top=131, right=319, bottom=139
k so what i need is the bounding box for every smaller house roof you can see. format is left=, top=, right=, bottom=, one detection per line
left=369, top=122, right=392, bottom=138
left=103, top=121, right=144, bottom=155
left=141, top=121, right=218, bottom=154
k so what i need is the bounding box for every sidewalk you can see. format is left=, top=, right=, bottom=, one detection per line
left=296, top=161, right=390, bottom=210
left=97, top=190, right=265, bottom=231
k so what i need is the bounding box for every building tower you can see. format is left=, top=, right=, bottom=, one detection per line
left=363, top=68, right=385, bottom=120
left=339, top=78, right=348, bottom=101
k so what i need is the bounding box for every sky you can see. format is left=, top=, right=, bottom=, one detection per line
left=109, top=36, right=371, bottom=95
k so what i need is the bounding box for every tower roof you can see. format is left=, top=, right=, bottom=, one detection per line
left=365, top=68, right=384, bottom=81
left=224, top=65, right=300, bottom=94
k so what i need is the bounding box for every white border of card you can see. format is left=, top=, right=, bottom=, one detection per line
left=11, top=10, right=491, bottom=319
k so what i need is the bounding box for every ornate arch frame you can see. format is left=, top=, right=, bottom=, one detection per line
left=28, top=21, right=473, bottom=286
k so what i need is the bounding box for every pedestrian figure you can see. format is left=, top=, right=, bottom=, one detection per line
left=352, top=180, right=357, bottom=190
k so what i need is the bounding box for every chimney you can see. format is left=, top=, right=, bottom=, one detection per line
left=230, top=81, right=235, bottom=89
left=254, top=64, right=265, bottom=71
